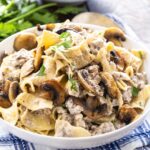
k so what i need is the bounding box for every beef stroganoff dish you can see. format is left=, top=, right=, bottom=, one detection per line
left=0, top=22, right=150, bottom=137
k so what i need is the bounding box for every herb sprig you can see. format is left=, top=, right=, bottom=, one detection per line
left=132, top=86, right=140, bottom=97
left=0, top=0, right=85, bottom=41
left=68, top=75, right=78, bottom=92
left=37, top=64, right=46, bottom=76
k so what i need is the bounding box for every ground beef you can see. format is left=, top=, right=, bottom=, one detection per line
left=65, top=98, right=83, bottom=115
left=74, top=114, right=87, bottom=128
left=122, top=87, right=132, bottom=103
left=80, top=65, right=103, bottom=96
left=132, top=72, right=147, bottom=89
left=91, top=122, right=115, bottom=135
left=54, top=121, right=73, bottom=137
left=55, top=107, right=72, bottom=123
left=113, top=120, right=126, bottom=129
left=88, top=39, right=103, bottom=55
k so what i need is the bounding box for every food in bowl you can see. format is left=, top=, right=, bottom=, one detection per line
left=0, top=22, right=149, bottom=137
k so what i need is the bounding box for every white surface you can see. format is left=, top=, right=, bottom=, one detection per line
left=88, top=0, right=150, bottom=48
left=0, top=23, right=150, bottom=149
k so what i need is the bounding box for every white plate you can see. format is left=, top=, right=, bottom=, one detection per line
left=0, top=23, right=150, bottom=149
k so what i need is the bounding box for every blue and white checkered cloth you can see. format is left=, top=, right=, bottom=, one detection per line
left=0, top=3, right=150, bottom=150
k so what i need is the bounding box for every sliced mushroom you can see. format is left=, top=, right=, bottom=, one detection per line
left=3, top=79, right=11, bottom=94
left=101, top=72, right=123, bottom=107
left=34, top=47, right=43, bottom=71
left=118, top=104, right=138, bottom=124
left=110, top=50, right=125, bottom=71
left=40, top=80, right=65, bottom=106
left=56, top=27, right=82, bottom=34
left=85, top=96, right=99, bottom=111
left=46, top=23, right=55, bottom=31
left=0, top=93, right=11, bottom=108
left=20, top=59, right=34, bottom=78
left=73, top=96, right=112, bottom=121
left=104, top=27, right=126, bottom=46
left=14, top=33, right=37, bottom=51
left=8, top=81, right=19, bottom=103
left=100, top=72, right=119, bottom=98
left=77, top=70, right=95, bottom=93
left=0, top=51, right=7, bottom=65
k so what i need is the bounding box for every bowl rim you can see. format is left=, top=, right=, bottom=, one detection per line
left=0, top=22, right=150, bottom=141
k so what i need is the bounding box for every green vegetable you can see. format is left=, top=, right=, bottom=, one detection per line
left=37, top=64, right=46, bottom=76
left=0, top=23, right=16, bottom=37
left=68, top=75, right=78, bottom=92
left=59, top=32, right=72, bottom=49
left=7, top=3, right=56, bottom=23
left=99, top=32, right=102, bottom=35
left=0, top=1, right=85, bottom=41
left=55, top=6, right=84, bottom=15
left=21, top=3, right=37, bottom=14
left=132, top=86, right=140, bottom=97
left=60, top=32, right=70, bottom=39
left=0, top=21, right=32, bottom=39
left=30, top=12, right=58, bottom=24
left=17, top=21, right=33, bottom=31
left=59, top=41, right=72, bottom=49
left=0, top=0, right=7, bottom=5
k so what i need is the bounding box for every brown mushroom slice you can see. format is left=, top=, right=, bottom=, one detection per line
left=85, top=96, right=99, bottom=111
left=13, top=33, right=37, bottom=51
left=101, top=72, right=119, bottom=98
left=0, top=51, right=7, bottom=65
left=101, top=72, right=123, bottom=107
left=20, top=59, right=34, bottom=78
left=0, top=93, right=11, bottom=108
left=110, top=50, right=125, bottom=71
left=85, top=110, right=115, bottom=122
left=46, top=23, right=55, bottom=31
left=77, top=71, right=95, bottom=93
left=73, top=97, right=113, bottom=122
left=108, top=38, right=122, bottom=47
left=118, top=104, right=138, bottom=124
left=104, top=27, right=126, bottom=46
left=34, top=47, right=44, bottom=71
left=40, top=80, right=65, bottom=106
left=3, top=79, right=11, bottom=94
left=8, top=81, right=19, bottom=103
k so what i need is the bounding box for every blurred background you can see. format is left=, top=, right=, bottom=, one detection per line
left=88, top=0, right=150, bottom=48
left=0, top=0, right=150, bottom=47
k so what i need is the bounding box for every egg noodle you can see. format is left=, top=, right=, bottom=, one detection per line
left=0, top=22, right=149, bottom=137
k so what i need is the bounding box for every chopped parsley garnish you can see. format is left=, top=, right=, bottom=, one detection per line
left=59, top=31, right=72, bottom=49
left=37, top=64, right=46, bottom=76
left=68, top=75, right=78, bottom=92
left=132, top=86, right=140, bottom=97
left=59, top=41, right=72, bottom=49
left=99, top=32, right=102, bottom=35
left=60, top=32, right=70, bottom=39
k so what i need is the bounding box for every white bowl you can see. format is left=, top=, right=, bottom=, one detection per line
left=0, top=23, right=150, bottom=149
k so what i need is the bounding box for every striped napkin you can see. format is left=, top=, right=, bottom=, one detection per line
left=0, top=7, right=150, bottom=150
